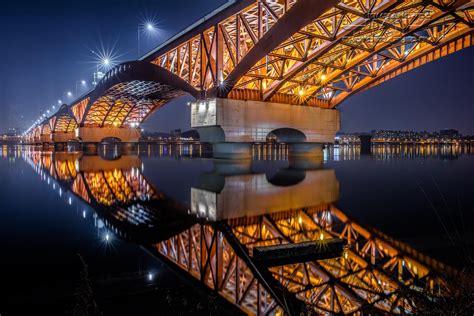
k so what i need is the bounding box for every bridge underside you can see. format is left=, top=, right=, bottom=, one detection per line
left=75, top=61, right=199, bottom=144
left=148, top=0, right=473, bottom=108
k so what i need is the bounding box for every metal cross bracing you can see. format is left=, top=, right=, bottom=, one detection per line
left=155, top=204, right=454, bottom=315
left=40, top=120, right=52, bottom=137
left=51, top=104, right=78, bottom=134
left=81, top=83, right=175, bottom=128
left=146, top=0, right=474, bottom=107
left=76, top=61, right=198, bottom=129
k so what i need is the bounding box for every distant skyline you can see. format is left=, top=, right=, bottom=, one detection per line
left=1, top=0, right=473, bottom=134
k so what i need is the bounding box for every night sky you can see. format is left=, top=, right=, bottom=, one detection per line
left=1, top=0, right=473, bottom=134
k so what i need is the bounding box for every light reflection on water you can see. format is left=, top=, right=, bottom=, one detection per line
left=1, top=143, right=473, bottom=315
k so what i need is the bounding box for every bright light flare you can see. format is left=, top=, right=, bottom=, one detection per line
left=91, top=44, right=121, bottom=72
left=298, top=87, right=305, bottom=96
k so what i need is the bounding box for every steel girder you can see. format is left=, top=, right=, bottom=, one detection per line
left=147, top=0, right=473, bottom=107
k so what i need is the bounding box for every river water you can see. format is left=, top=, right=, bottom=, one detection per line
left=0, top=144, right=473, bottom=315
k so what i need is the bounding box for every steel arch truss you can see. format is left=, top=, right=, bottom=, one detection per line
left=147, top=0, right=473, bottom=107
left=40, top=120, right=52, bottom=136
left=80, top=61, right=199, bottom=128
left=51, top=104, right=78, bottom=133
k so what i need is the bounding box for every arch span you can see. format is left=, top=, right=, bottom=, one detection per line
left=52, top=104, right=78, bottom=133
left=80, top=61, right=200, bottom=129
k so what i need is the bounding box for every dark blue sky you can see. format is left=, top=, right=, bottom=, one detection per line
left=1, top=0, right=473, bottom=134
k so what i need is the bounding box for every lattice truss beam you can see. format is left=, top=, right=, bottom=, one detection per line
left=32, top=126, right=41, bottom=139
left=152, top=0, right=296, bottom=90
left=52, top=111, right=78, bottom=134
left=40, top=121, right=52, bottom=136
left=151, top=0, right=473, bottom=107
left=81, top=80, right=185, bottom=128
left=156, top=204, right=453, bottom=315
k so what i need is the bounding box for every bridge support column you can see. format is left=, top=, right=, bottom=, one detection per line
left=40, top=135, right=51, bottom=145
left=54, top=142, right=67, bottom=151
left=51, top=132, right=76, bottom=152
left=82, top=142, right=98, bottom=155
left=76, top=127, right=141, bottom=144
left=192, top=98, right=339, bottom=159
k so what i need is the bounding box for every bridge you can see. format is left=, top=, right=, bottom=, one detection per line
left=23, top=0, right=474, bottom=158
left=21, top=150, right=457, bottom=315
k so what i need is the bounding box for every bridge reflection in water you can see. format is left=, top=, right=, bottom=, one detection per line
left=21, top=147, right=457, bottom=315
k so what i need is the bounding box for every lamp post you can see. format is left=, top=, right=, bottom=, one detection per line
left=62, top=91, right=73, bottom=103
left=75, top=80, right=87, bottom=95
left=137, top=22, right=155, bottom=59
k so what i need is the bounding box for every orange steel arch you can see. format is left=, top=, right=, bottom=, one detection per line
left=40, top=120, right=52, bottom=136
left=51, top=104, right=78, bottom=133
left=145, top=0, right=473, bottom=108
left=79, top=61, right=199, bottom=128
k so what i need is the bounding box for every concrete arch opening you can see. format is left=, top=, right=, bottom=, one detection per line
left=266, top=169, right=306, bottom=187
left=267, top=128, right=306, bottom=143
left=100, top=137, right=122, bottom=144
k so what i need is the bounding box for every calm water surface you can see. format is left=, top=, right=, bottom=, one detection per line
left=0, top=144, right=473, bottom=315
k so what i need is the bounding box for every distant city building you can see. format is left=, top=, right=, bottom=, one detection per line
left=140, top=129, right=199, bottom=143
left=439, top=129, right=459, bottom=138
left=337, top=130, right=471, bottom=145
left=170, top=129, right=182, bottom=141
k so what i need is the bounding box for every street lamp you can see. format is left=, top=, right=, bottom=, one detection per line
left=137, top=21, right=156, bottom=59
left=75, top=80, right=87, bottom=95
left=62, top=91, right=73, bottom=102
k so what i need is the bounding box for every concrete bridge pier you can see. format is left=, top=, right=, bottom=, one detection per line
left=76, top=127, right=141, bottom=155
left=42, top=142, right=52, bottom=150
left=192, top=98, right=339, bottom=160
left=82, top=142, right=99, bottom=155
left=54, top=142, right=67, bottom=151
left=51, top=132, right=77, bottom=152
